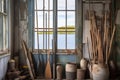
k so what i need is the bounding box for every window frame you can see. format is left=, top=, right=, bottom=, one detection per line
left=0, top=0, right=9, bottom=53
left=34, top=0, right=77, bottom=54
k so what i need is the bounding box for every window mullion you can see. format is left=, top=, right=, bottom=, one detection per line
left=35, top=0, right=40, bottom=52
left=43, top=0, right=45, bottom=50
left=65, top=0, right=67, bottom=50
left=48, top=0, right=50, bottom=50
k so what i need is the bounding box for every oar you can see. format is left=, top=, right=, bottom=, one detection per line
left=45, top=51, right=52, bottom=79
left=45, top=13, right=52, bottom=79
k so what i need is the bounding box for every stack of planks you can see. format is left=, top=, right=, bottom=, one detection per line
left=88, top=11, right=116, bottom=65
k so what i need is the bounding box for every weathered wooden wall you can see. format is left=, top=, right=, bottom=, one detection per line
left=115, top=0, right=120, bottom=69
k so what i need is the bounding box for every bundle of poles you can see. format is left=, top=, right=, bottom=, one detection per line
left=88, top=11, right=116, bottom=65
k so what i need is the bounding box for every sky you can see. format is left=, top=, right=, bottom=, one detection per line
left=34, top=0, right=75, bottom=28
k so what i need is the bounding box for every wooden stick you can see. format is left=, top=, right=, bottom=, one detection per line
left=21, top=40, right=34, bottom=80
left=98, top=30, right=104, bottom=64
left=87, top=37, right=91, bottom=64
left=107, top=26, right=116, bottom=61
left=105, top=27, right=109, bottom=64
left=22, top=40, right=36, bottom=77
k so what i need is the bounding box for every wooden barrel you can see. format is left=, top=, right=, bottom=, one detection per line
left=77, top=69, right=85, bottom=80
left=92, top=64, right=109, bottom=80
left=56, top=64, right=63, bottom=79
left=66, top=63, right=77, bottom=80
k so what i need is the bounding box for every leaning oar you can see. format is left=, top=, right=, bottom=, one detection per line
left=45, top=13, right=52, bottom=79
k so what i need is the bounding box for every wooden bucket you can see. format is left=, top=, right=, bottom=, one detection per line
left=92, top=64, right=109, bottom=80
left=77, top=69, right=85, bottom=80
left=66, top=63, right=77, bottom=80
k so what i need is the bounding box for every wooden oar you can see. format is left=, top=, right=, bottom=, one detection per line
left=45, top=13, right=52, bottom=79
left=45, top=51, right=52, bottom=79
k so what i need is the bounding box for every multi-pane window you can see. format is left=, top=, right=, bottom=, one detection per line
left=34, top=0, right=75, bottom=52
left=34, top=0, right=53, bottom=52
left=0, top=0, right=8, bottom=51
left=57, top=0, right=75, bottom=50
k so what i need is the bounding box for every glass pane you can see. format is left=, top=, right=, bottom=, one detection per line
left=4, top=0, right=6, bottom=13
left=45, top=0, right=53, bottom=10
left=49, top=11, right=53, bottom=28
left=67, top=0, right=75, bottom=10
left=4, top=16, right=8, bottom=49
left=50, top=0, right=53, bottom=10
left=67, top=32, right=75, bottom=49
left=48, top=34, right=53, bottom=49
left=58, top=0, right=65, bottom=10
left=34, top=11, right=53, bottom=49
left=67, top=12, right=75, bottom=28
left=0, top=0, right=2, bottom=11
left=45, top=0, right=48, bottom=10
left=58, top=11, right=65, bottom=28
left=58, top=34, right=66, bottom=49
left=34, top=11, right=43, bottom=28
left=34, top=32, right=44, bottom=49
left=0, top=15, right=3, bottom=50
left=35, top=0, right=43, bottom=10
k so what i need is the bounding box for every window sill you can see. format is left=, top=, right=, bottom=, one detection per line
left=0, top=50, right=10, bottom=58
left=0, top=11, right=7, bottom=16
left=33, top=49, right=77, bottom=54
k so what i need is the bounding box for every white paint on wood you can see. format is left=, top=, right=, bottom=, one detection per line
left=83, top=20, right=92, bottom=59
left=0, top=55, right=10, bottom=80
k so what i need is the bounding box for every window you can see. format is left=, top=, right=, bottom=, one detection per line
left=34, top=0, right=75, bottom=53
left=0, top=0, right=9, bottom=52
left=57, top=0, right=75, bottom=50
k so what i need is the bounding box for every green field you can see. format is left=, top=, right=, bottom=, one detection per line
left=37, top=25, right=75, bottom=34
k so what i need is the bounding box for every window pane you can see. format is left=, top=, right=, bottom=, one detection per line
left=34, top=11, right=53, bottom=49
left=67, top=12, right=75, bottom=28
left=45, top=0, right=53, bottom=10
left=67, top=32, right=75, bottom=49
left=34, top=32, right=44, bottom=49
left=35, top=0, right=43, bottom=10
left=0, top=15, right=3, bottom=50
left=4, top=0, right=6, bottom=13
left=34, top=11, right=43, bottom=28
left=48, top=34, right=53, bottom=49
left=49, top=11, right=53, bottom=28
left=0, top=1, right=2, bottom=11
left=58, top=0, right=65, bottom=10
left=35, top=0, right=53, bottom=10
left=50, top=0, right=53, bottom=10
left=67, top=0, right=75, bottom=10
left=58, top=34, right=65, bottom=49
left=58, top=11, right=65, bottom=27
